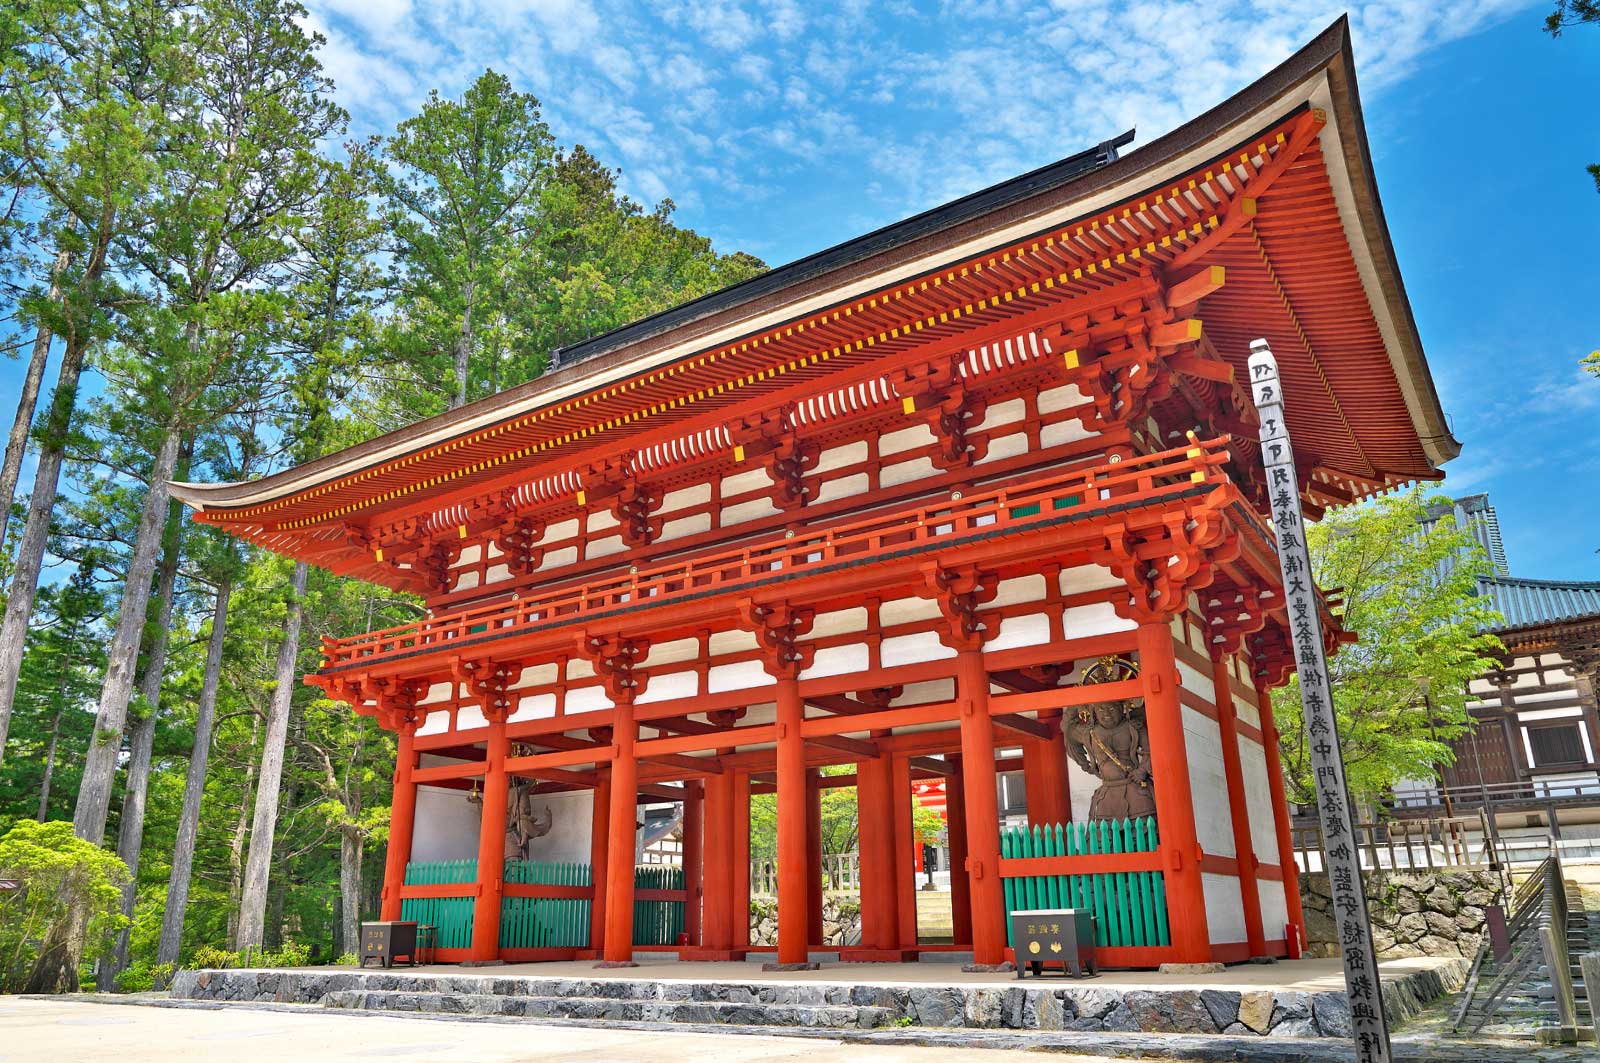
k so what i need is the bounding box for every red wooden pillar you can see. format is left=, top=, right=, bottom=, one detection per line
left=699, top=772, right=732, bottom=953
left=589, top=771, right=611, bottom=953
left=732, top=771, right=751, bottom=950
left=380, top=722, right=418, bottom=921
left=1136, top=619, right=1212, bottom=963
left=773, top=676, right=812, bottom=967
left=805, top=768, right=824, bottom=946
left=955, top=648, right=1007, bottom=967
left=854, top=754, right=901, bottom=955
left=1256, top=676, right=1306, bottom=951
left=599, top=700, right=639, bottom=966
left=469, top=714, right=509, bottom=962
left=945, top=756, right=972, bottom=946
left=891, top=755, right=918, bottom=949
left=683, top=780, right=704, bottom=946
left=1212, top=653, right=1266, bottom=957
left=1022, top=726, right=1071, bottom=830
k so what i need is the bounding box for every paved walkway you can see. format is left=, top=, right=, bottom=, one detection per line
left=8, top=994, right=1599, bottom=1063
left=0, top=996, right=1112, bottom=1063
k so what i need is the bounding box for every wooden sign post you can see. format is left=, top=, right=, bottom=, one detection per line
left=1248, top=338, right=1392, bottom=1063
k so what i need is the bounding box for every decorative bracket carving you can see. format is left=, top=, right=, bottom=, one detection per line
left=574, top=633, right=651, bottom=704
left=894, top=358, right=988, bottom=471
left=1100, top=508, right=1239, bottom=624
left=1201, top=581, right=1281, bottom=658
left=494, top=515, right=547, bottom=576
left=733, top=408, right=817, bottom=510
left=737, top=600, right=816, bottom=680
left=582, top=454, right=662, bottom=548
left=452, top=657, right=523, bottom=723
left=920, top=563, right=998, bottom=651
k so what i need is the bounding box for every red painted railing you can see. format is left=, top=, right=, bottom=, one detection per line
left=319, top=437, right=1236, bottom=672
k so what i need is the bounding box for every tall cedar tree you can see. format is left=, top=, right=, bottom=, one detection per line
left=0, top=0, right=183, bottom=763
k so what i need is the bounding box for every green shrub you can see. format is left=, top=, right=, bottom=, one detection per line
left=259, top=940, right=311, bottom=968
left=113, top=960, right=174, bottom=994
left=0, top=820, right=130, bottom=993
left=332, top=952, right=359, bottom=967
left=187, top=943, right=239, bottom=970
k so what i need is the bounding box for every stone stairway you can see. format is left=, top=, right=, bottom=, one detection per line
left=1475, top=878, right=1594, bottom=1034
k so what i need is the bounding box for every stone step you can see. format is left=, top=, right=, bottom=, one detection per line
left=323, top=989, right=897, bottom=1029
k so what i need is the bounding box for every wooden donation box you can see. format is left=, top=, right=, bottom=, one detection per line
left=1011, top=909, right=1097, bottom=978
left=360, top=920, right=418, bottom=969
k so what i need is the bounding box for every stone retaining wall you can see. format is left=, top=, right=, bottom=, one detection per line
left=168, top=958, right=1467, bottom=1037
left=750, top=895, right=861, bottom=947
left=1300, top=869, right=1503, bottom=960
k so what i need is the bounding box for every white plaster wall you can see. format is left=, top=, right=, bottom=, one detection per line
left=1177, top=660, right=1215, bottom=707
left=1238, top=740, right=1278, bottom=861
left=882, top=630, right=955, bottom=668
left=510, top=692, right=556, bottom=722
left=1202, top=872, right=1248, bottom=944
left=637, top=669, right=699, bottom=704
left=1182, top=705, right=1235, bottom=858
left=1063, top=602, right=1133, bottom=638
left=1037, top=383, right=1085, bottom=414
left=879, top=424, right=934, bottom=456
left=881, top=456, right=935, bottom=488
left=986, top=611, right=1051, bottom=652
left=801, top=642, right=870, bottom=680
left=412, top=782, right=481, bottom=863
left=1257, top=878, right=1290, bottom=941
left=516, top=789, right=596, bottom=864
left=1067, top=759, right=1098, bottom=824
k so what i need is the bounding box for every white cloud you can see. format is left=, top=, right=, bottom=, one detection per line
left=303, top=0, right=1537, bottom=254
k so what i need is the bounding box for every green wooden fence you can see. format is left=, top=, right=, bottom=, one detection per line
left=1001, top=818, right=1169, bottom=949
left=402, top=859, right=686, bottom=950
left=632, top=865, right=686, bottom=945
left=400, top=859, right=478, bottom=950
left=500, top=860, right=592, bottom=949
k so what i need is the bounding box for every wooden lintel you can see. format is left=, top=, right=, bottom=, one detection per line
left=994, top=713, right=1053, bottom=741
left=1167, top=264, right=1226, bottom=307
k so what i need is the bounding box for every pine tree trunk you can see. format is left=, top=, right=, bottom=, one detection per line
left=36, top=695, right=65, bottom=821
left=234, top=560, right=308, bottom=951
left=0, top=251, right=69, bottom=564
left=226, top=712, right=260, bottom=943
left=453, top=279, right=474, bottom=410
left=157, top=572, right=232, bottom=966
left=0, top=330, right=91, bottom=762
left=102, top=481, right=188, bottom=988
left=72, top=426, right=183, bottom=843
left=340, top=829, right=361, bottom=957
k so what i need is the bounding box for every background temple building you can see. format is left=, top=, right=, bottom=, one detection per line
left=170, top=23, right=1457, bottom=969
left=1393, top=495, right=1600, bottom=850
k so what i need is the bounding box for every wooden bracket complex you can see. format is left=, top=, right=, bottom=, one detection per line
left=894, top=358, right=988, bottom=471
left=452, top=657, right=523, bottom=723
left=582, top=454, right=662, bottom=548
left=733, top=408, right=817, bottom=511
left=738, top=600, right=816, bottom=680
left=574, top=633, right=651, bottom=704
left=920, top=563, right=999, bottom=651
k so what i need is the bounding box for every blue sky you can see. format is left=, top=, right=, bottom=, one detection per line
left=10, top=2, right=1598, bottom=579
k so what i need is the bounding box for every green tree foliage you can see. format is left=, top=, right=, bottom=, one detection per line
left=1272, top=489, right=1505, bottom=806
left=0, top=818, right=129, bottom=992
left=0, top=0, right=763, bottom=988
left=1546, top=2, right=1600, bottom=193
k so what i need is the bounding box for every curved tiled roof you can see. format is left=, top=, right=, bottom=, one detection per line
left=1480, top=576, right=1600, bottom=633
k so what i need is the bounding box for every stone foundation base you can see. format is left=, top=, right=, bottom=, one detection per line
left=168, top=957, right=1467, bottom=1037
